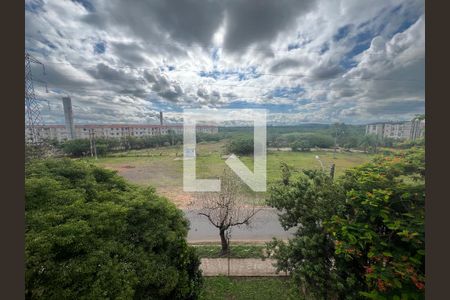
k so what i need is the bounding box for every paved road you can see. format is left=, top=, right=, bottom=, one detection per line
left=184, top=208, right=295, bottom=242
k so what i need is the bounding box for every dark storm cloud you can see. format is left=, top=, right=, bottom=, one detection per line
left=144, top=70, right=184, bottom=102
left=111, top=42, right=146, bottom=65
left=337, top=89, right=357, bottom=98
left=197, top=87, right=221, bottom=103
left=83, top=0, right=316, bottom=54
left=269, top=58, right=302, bottom=73
left=119, top=88, right=148, bottom=98
left=364, top=99, right=424, bottom=115
left=223, top=0, right=317, bottom=52
left=83, top=0, right=224, bottom=47
left=88, top=63, right=132, bottom=83
left=197, top=87, right=208, bottom=98
left=85, top=63, right=151, bottom=99
left=31, top=62, right=93, bottom=93
left=269, top=57, right=314, bottom=73
left=309, top=63, right=344, bottom=80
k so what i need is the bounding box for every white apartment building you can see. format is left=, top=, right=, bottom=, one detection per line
left=28, top=124, right=219, bottom=142
left=365, top=119, right=425, bottom=140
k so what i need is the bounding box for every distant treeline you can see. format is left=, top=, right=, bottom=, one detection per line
left=48, top=124, right=423, bottom=157
left=221, top=124, right=367, bottom=150
left=267, top=124, right=367, bottom=150
left=221, top=123, right=423, bottom=155
left=49, top=132, right=223, bottom=157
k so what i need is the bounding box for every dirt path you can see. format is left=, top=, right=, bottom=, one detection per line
left=200, top=258, right=287, bottom=276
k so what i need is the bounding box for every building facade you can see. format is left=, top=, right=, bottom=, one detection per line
left=365, top=119, right=425, bottom=140
left=28, top=124, right=219, bottom=142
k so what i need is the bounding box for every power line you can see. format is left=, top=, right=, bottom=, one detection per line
left=26, top=54, right=424, bottom=84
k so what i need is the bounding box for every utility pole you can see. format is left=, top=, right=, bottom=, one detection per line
left=333, top=134, right=337, bottom=159
left=93, top=133, right=98, bottom=159
left=329, top=163, right=335, bottom=180
left=89, top=129, right=97, bottom=159
left=89, top=129, right=94, bottom=157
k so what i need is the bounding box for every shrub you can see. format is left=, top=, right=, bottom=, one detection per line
left=26, top=159, right=202, bottom=299
left=61, top=139, right=91, bottom=156
left=331, top=148, right=425, bottom=299
left=291, top=139, right=311, bottom=152
left=225, top=137, right=254, bottom=155
left=267, top=148, right=425, bottom=299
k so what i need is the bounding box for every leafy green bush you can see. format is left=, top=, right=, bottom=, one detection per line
left=225, top=137, right=254, bottom=155
left=267, top=148, right=425, bottom=299
left=267, top=170, right=353, bottom=299
left=59, top=134, right=185, bottom=157
left=26, top=159, right=202, bottom=299
left=291, top=139, right=311, bottom=152
left=61, top=139, right=91, bottom=156
left=331, top=148, right=425, bottom=299
left=275, top=132, right=334, bottom=149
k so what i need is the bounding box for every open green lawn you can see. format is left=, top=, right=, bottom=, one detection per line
left=200, top=277, right=293, bottom=300
left=87, top=141, right=374, bottom=206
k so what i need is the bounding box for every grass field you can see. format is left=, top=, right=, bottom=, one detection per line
left=200, top=277, right=293, bottom=300
left=88, top=141, right=374, bottom=207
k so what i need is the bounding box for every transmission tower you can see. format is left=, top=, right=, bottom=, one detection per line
left=25, top=51, right=46, bottom=144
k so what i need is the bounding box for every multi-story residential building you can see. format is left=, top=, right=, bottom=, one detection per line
left=28, top=124, right=219, bottom=142
left=365, top=119, right=425, bottom=140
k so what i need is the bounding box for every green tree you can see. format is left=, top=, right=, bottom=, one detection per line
left=267, top=170, right=356, bottom=299
left=330, top=148, right=425, bottom=299
left=61, top=139, right=91, bottom=156
left=359, top=134, right=378, bottom=153
left=225, top=137, right=254, bottom=155
left=267, top=148, right=425, bottom=299
left=26, top=159, right=202, bottom=299
left=291, top=139, right=311, bottom=152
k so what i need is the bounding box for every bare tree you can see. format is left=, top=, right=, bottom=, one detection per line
left=197, top=169, right=260, bottom=255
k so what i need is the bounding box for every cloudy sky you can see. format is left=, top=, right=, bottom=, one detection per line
left=25, top=0, right=424, bottom=125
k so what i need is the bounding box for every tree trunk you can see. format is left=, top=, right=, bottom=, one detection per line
left=219, top=228, right=229, bottom=255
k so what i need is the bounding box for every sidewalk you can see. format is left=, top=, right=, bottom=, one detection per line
left=200, top=258, right=288, bottom=277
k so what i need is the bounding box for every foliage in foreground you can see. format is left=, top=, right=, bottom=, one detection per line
left=267, top=147, right=425, bottom=299
left=25, top=159, right=202, bottom=299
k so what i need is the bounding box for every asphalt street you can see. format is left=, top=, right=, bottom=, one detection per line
left=184, top=208, right=295, bottom=242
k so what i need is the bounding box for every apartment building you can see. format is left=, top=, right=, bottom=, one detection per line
left=365, top=119, right=425, bottom=140
left=28, top=124, right=218, bottom=142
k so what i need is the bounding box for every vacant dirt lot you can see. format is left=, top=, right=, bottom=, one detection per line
left=95, top=142, right=373, bottom=207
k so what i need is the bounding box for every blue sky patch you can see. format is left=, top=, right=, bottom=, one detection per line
left=72, top=0, right=95, bottom=12
left=268, top=86, right=305, bottom=99
left=333, top=24, right=353, bottom=42
left=199, top=70, right=227, bottom=80
left=211, top=48, right=220, bottom=63
left=319, top=43, right=329, bottom=54
left=94, top=42, right=106, bottom=54
left=25, top=0, right=44, bottom=13
left=199, top=67, right=260, bottom=81
left=226, top=100, right=296, bottom=113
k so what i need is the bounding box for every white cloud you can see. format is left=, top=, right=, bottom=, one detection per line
left=25, top=0, right=424, bottom=125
